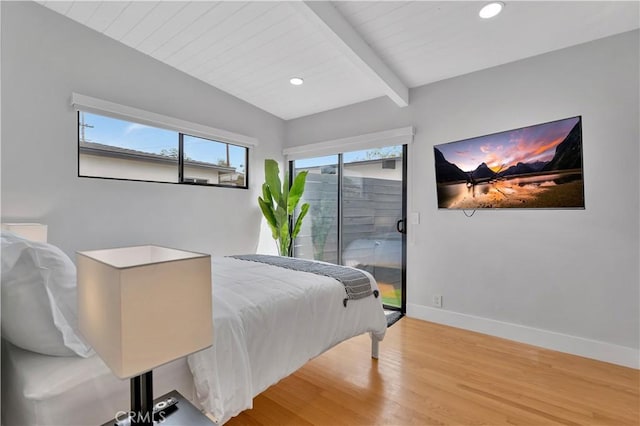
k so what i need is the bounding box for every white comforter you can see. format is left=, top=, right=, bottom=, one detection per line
left=188, top=256, right=387, bottom=424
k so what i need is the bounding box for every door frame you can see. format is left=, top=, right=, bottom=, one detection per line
left=290, top=143, right=408, bottom=314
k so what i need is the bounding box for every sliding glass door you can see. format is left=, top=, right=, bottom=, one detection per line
left=292, top=146, right=406, bottom=312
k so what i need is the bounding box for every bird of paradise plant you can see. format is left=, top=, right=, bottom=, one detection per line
left=258, top=159, right=309, bottom=257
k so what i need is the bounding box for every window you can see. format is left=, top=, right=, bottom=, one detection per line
left=72, top=94, right=256, bottom=189
left=182, top=135, right=247, bottom=187
left=78, top=112, right=248, bottom=188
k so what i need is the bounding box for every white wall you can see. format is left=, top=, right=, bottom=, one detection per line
left=1, top=2, right=284, bottom=257
left=286, top=31, right=640, bottom=366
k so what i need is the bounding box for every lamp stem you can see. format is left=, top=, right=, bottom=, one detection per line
left=130, top=371, right=153, bottom=426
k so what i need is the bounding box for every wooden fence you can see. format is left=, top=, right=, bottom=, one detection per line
left=294, top=172, right=403, bottom=263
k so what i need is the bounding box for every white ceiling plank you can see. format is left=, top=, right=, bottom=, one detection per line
left=120, top=2, right=189, bottom=48
left=290, top=1, right=409, bottom=107
left=159, top=2, right=249, bottom=65
left=200, top=36, right=323, bottom=97
left=39, top=0, right=639, bottom=120
left=202, top=10, right=329, bottom=85
left=352, top=2, right=448, bottom=42
left=247, top=60, right=377, bottom=107
left=253, top=76, right=381, bottom=120
left=172, top=2, right=277, bottom=72
left=85, top=2, right=133, bottom=35
left=329, top=1, right=371, bottom=20
left=361, top=7, right=464, bottom=60
left=42, top=1, right=75, bottom=16
left=198, top=18, right=306, bottom=79
left=189, top=3, right=295, bottom=77
left=225, top=55, right=380, bottom=115
left=150, top=2, right=236, bottom=60
left=135, top=2, right=216, bottom=54
left=103, top=1, right=159, bottom=41
left=335, top=1, right=413, bottom=30
left=66, top=1, right=102, bottom=25
left=202, top=29, right=333, bottom=92
left=214, top=47, right=340, bottom=96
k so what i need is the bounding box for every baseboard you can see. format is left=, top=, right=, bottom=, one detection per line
left=406, top=303, right=639, bottom=369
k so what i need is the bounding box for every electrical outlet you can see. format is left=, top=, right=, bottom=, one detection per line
left=433, top=295, right=443, bottom=308
left=410, top=212, right=420, bottom=225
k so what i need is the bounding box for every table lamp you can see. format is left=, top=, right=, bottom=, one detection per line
left=77, top=245, right=213, bottom=425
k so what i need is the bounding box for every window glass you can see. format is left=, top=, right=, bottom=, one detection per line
left=78, top=111, right=248, bottom=188
left=79, top=112, right=179, bottom=182
left=183, top=135, right=247, bottom=187
left=293, top=155, right=339, bottom=264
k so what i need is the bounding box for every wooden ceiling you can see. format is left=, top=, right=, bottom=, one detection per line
left=39, top=1, right=639, bottom=120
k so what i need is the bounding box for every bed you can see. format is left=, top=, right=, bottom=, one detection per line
left=1, top=232, right=387, bottom=425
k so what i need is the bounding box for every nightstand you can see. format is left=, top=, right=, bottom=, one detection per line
left=100, top=390, right=215, bottom=426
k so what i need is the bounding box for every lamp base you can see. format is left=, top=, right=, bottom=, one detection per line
left=130, top=371, right=154, bottom=426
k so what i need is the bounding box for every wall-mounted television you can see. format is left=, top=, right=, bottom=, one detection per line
left=434, top=116, right=584, bottom=209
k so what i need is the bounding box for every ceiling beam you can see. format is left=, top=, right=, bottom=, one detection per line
left=291, top=1, right=409, bottom=107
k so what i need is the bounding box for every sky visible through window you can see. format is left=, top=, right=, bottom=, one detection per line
left=81, top=113, right=245, bottom=170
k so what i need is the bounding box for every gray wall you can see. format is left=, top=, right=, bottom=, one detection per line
left=286, top=30, right=640, bottom=350
left=1, top=2, right=284, bottom=257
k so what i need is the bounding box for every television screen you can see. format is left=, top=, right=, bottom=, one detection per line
left=434, top=116, right=584, bottom=209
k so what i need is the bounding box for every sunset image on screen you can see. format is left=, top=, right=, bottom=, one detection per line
left=434, top=116, right=584, bottom=209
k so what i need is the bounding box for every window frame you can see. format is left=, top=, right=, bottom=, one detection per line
left=73, top=93, right=256, bottom=189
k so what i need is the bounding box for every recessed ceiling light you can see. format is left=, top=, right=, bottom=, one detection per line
left=479, top=2, right=504, bottom=19
left=290, top=77, right=304, bottom=86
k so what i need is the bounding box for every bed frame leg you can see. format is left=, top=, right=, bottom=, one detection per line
left=370, top=333, right=379, bottom=359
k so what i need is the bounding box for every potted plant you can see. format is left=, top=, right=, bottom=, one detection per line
left=258, top=159, right=309, bottom=257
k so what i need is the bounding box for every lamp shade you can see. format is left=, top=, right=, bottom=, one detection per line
left=1, top=223, right=48, bottom=242
left=77, top=245, right=213, bottom=379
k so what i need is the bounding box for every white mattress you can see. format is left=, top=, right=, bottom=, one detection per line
left=1, top=340, right=195, bottom=426
left=189, top=256, right=387, bottom=424
left=1, top=256, right=386, bottom=426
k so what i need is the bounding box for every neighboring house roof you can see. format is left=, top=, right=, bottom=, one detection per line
left=79, top=141, right=237, bottom=173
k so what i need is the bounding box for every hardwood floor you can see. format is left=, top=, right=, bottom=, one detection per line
left=226, top=317, right=639, bottom=425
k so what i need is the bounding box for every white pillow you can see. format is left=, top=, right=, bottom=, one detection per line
left=1, top=231, right=93, bottom=357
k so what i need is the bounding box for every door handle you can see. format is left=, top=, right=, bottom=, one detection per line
left=396, top=219, right=406, bottom=234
